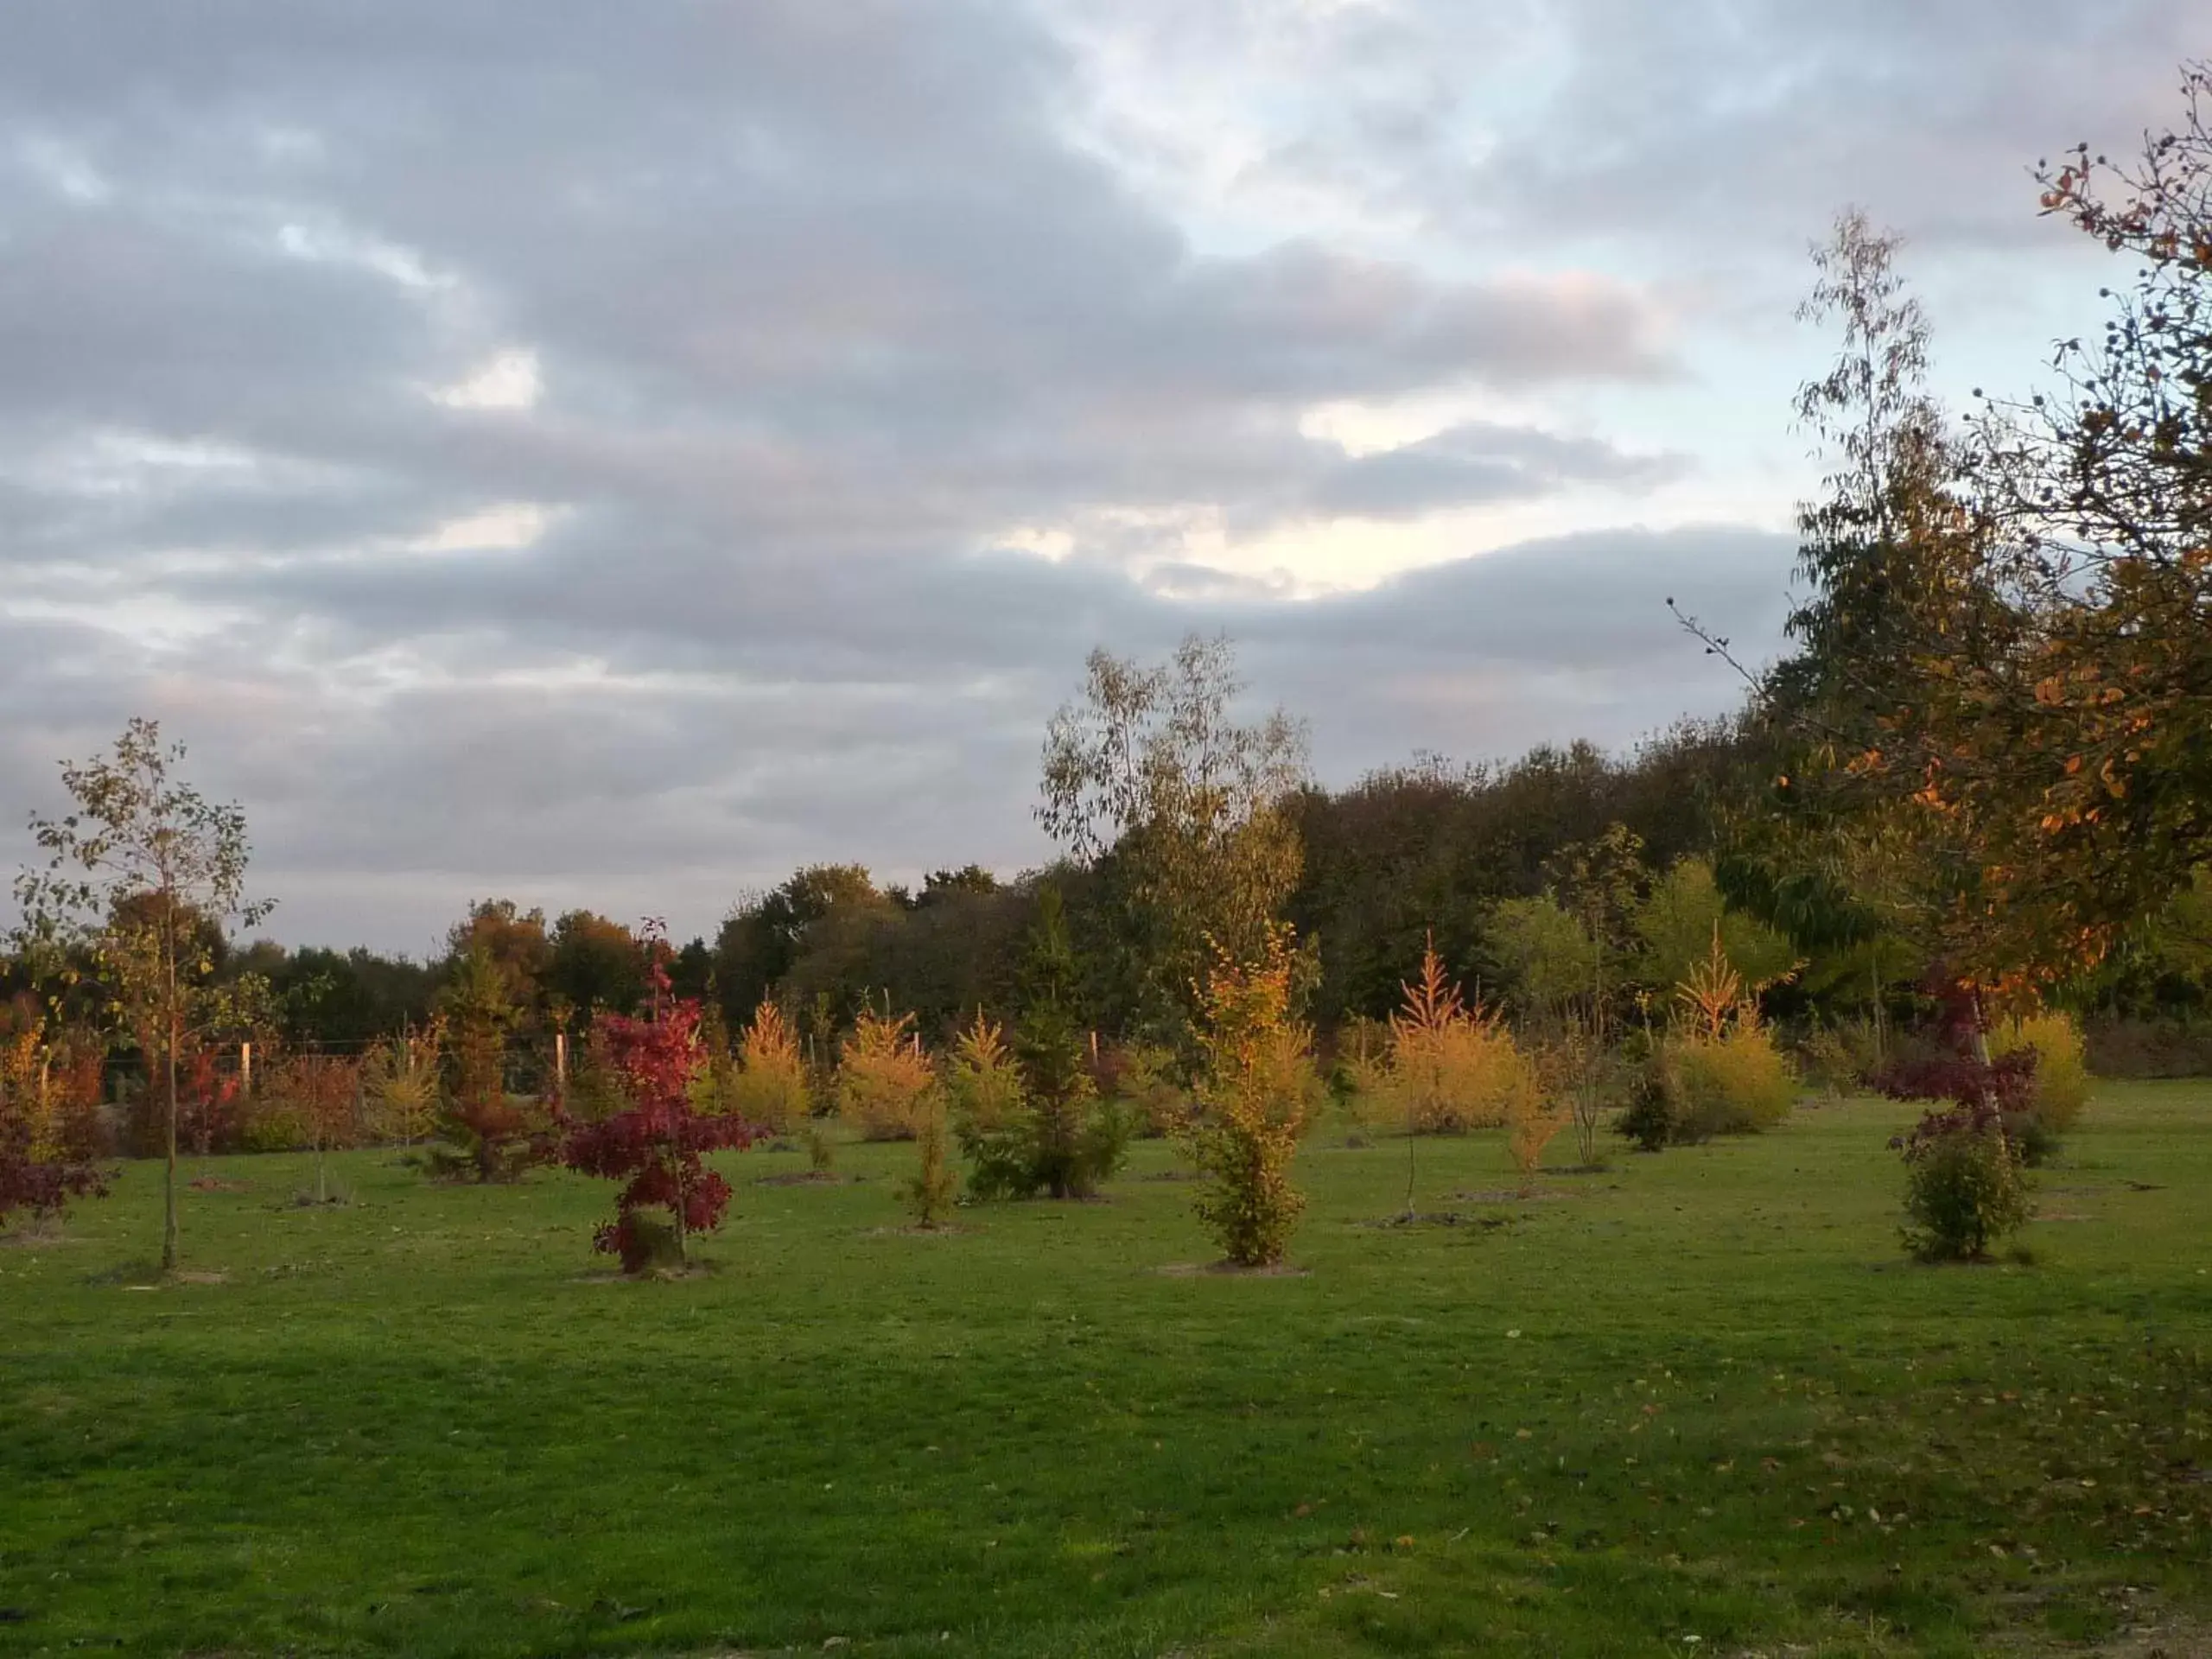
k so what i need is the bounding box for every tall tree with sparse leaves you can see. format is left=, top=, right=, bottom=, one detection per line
left=1039, top=633, right=1309, bottom=1039
left=15, top=720, right=269, bottom=1271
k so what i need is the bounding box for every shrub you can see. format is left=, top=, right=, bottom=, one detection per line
left=1180, top=926, right=1316, bottom=1268
left=1653, top=928, right=1797, bottom=1137
left=1331, top=1017, right=1395, bottom=1138
left=1504, top=1088, right=1572, bottom=1193
left=559, top=954, right=760, bottom=1272
left=266, top=1052, right=365, bottom=1203
left=1990, top=1010, right=2088, bottom=1134
left=1897, top=1101, right=2031, bottom=1262
left=801, top=1120, right=837, bottom=1174
left=1796, top=1021, right=1860, bottom=1099
left=1660, top=1023, right=1797, bottom=1138
left=956, top=895, right=1132, bottom=1200
left=237, top=1098, right=308, bottom=1154
left=732, top=1002, right=810, bottom=1131
left=949, top=1013, right=1032, bottom=1198
left=47, top=1038, right=110, bottom=1163
left=0, top=1011, right=108, bottom=1230
left=1535, top=1017, right=1621, bottom=1169
left=1389, top=941, right=1539, bottom=1133
left=1874, top=1024, right=2054, bottom=1162
left=902, top=1089, right=960, bottom=1228
left=367, top=1021, right=442, bottom=1145
left=1103, top=1040, right=1187, bottom=1137
left=1616, top=1065, right=1674, bottom=1153
left=430, top=947, right=548, bottom=1183
left=837, top=1007, right=937, bottom=1141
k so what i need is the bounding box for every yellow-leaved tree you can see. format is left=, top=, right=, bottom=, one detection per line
left=836, top=1005, right=937, bottom=1141
left=1659, top=927, right=1798, bottom=1138
left=1180, top=925, right=1316, bottom=1268
left=733, top=1001, right=810, bottom=1131
left=366, top=1019, right=443, bottom=1146
left=1389, top=937, right=1538, bottom=1134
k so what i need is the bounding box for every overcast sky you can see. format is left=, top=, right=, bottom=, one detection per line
left=1, top=3, right=2196, bottom=953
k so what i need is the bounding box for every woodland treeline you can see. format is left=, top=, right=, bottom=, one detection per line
left=8, top=714, right=2202, bottom=1075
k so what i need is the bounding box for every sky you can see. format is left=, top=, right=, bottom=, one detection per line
left=0, top=1, right=2198, bottom=954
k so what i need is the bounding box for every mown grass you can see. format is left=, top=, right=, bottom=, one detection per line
left=2, top=1083, right=2208, bottom=1657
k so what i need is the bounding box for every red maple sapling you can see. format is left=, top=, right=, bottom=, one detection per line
left=558, top=930, right=760, bottom=1273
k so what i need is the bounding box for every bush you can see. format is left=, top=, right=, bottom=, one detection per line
left=1897, top=1102, right=2031, bottom=1262
left=559, top=956, right=760, bottom=1272
left=1649, top=929, right=1797, bottom=1138
left=1659, top=1022, right=1797, bottom=1138
left=949, top=1014, right=1033, bottom=1198
left=366, top=1023, right=442, bottom=1144
left=1534, top=1018, right=1622, bottom=1168
left=836, top=1007, right=936, bottom=1141
left=1180, top=926, right=1316, bottom=1268
left=957, top=895, right=1133, bottom=1200
left=1504, top=1090, right=1572, bottom=1192
left=1330, top=1017, right=1395, bottom=1138
left=902, top=1090, right=960, bottom=1228
left=1101, top=1040, right=1187, bottom=1137
left=1874, top=1042, right=2055, bottom=1163
left=731, top=1002, right=810, bottom=1131
left=1990, top=1010, right=2088, bottom=1135
left=236, top=1104, right=308, bottom=1153
left=1616, top=1065, right=1674, bottom=1153
left=1389, top=940, right=1540, bottom=1133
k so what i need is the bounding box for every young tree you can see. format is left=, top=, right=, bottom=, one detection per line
left=1039, top=634, right=1310, bottom=1038
left=271, top=1052, right=364, bottom=1205
left=731, top=1001, right=810, bottom=1131
left=15, top=719, right=270, bottom=1270
left=366, top=1019, right=443, bottom=1146
left=900, top=1089, right=960, bottom=1229
left=835, top=1005, right=937, bottom=1141
left=430, top=946, right=543, bottom=1182
left=1180, top=925, right=1318, bottom=1268
left=956, top=889, right=1130, bottom=1200
left=559, top=945, right=760, bottom=1273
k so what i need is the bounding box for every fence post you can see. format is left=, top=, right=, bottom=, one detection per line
left=239, top=1040, right=253, bottom=1095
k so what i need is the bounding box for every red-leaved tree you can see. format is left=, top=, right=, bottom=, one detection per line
left=559, top=934, right=760, bottom=1274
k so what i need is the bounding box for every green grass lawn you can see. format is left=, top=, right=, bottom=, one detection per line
left=3, top=1084, right=2208, bottom=1658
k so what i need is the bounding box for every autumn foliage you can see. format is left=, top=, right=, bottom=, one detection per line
left=1180, top=926, right=1316, bottom=1268
left=559, top=950, right=760, bottom=1273
left=836, top=1007, right=937, bottom=1141
left=1388, top=938, right=1538, bottom=1133
left=0, top=1006, right=110, bottom=1230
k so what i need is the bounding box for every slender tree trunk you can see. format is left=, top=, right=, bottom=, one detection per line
left=162, top=977, right=180, bottom=1274
left=672, top=1163, right=688, bottom=1270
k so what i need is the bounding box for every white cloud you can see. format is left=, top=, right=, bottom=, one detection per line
left=407, top=501, right=556, bottom=555
left=429, top=348, right=542, bottom=411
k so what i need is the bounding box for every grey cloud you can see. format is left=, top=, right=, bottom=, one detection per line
left=0, top=2, right=1840, bottom=950
left=1308, top=422, right=1686, bottom=520
left=2, top=524, right=1789, bottom=951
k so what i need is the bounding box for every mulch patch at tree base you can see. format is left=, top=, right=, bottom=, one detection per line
left=187, top=1177, right=251, bottom=1192
left=1452, top=1187, right=1581, bottom=1204
left=1151, top=1261, right=1310, bottom=1278
left=754, top=1171, right=846, bottom=1186
left=0, top=1229, right=81, bottom=1249
left=861, top=1224, right=979, bottom=1238
left=1357, top=1211, right=1514, bottom=1230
